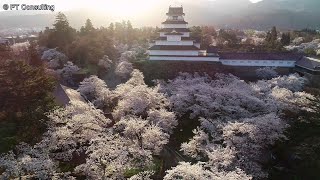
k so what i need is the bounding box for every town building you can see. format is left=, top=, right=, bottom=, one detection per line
left=0, top=37, right=9, bottom=46
left=0, top=37, right=10, bottom=51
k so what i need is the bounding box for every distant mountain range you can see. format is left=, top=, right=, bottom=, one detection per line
left=0, top=0, right=319, bottom=30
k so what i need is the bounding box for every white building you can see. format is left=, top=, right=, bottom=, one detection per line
left=0, top=38, right=9, bottom=46
left=218, top=52, right=300, bottom=68
left=148, top=6, right=219, bottom=62
left=148, top=6, right=305, bottom=68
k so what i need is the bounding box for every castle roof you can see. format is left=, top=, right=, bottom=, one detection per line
left=166, top=7, right=185, bottom=15
left=162, top=20, right=188, bottom=24
left=159, top=28, right=191, bottom=33
left=219, top=52, right=302, bottom=61
left=165, top=31, right=184, bottom=35
left=149, top=45, right=200, bottom=50
left=296, top=57, right=320, bottom=71
left=156, top=37, right=195, bottom=41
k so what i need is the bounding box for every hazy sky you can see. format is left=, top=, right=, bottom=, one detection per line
left=0, top=0, right=264, bottom=16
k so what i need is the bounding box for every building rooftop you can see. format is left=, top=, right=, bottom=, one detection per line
left=166, top=7, right=185, bottom=15
left=219, top=52, right=303, bottom=61
left=159, top=28, right=191, bottom=33
left=156, top=37, right=195, bottom=41
left=162, top=20, right=188, bottom=24
left=165, top=31, right=184, bottom=35
left=149, top=45, right=200, bottom=50
left=296, top=57, right=320, bottom=71
left=0, top=38, right=9, bottom=45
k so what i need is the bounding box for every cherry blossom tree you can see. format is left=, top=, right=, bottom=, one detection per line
left=119, top=51, right=137, bottom=62
left=41, top=48, right=68, bottom=69
left=0, top=143, right=74, bottom=179
left=37, top=70, right=177, bottom=179
left=56, top=61, right=80, bottom=85
left=78, top=75, right=110, bottom=101
left=75, top=134, right=153, bottom=180
left=128, top=171, right=154, bottom=180
left=115, top=43, right=129, bottom=54
left=114, top=50, right=139, bottom=80
left=264, top=73, right=307, bottom=92
left=77, top=76, right=114, bottom=111
left=162, top=73, right=272, bottom=120
left=115, top=117, right=169, bottom=154
left=162, top=72, right=313, bottom=179
left=98, top=55, right=113, bottom=70
left=115, top=61, right=134, bottom=79
left=147, top=109, right=177, bottom=134
left=40, top=100, right=112, bottom=161
left=256, top=67, right=279, bottom=80
left=113, top=70, right=170, bottom=120
left=164, top=162, right=252, bottom=180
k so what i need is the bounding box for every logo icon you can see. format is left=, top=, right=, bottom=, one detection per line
left=3, top=4, right=9, bottom=10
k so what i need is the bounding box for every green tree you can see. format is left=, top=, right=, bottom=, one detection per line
left=0, top=60, right=56, bottom=152
left=280, top=32, right=291, bottom=46
left=28, top=40, right=42, bottom=67
left=115, top=22, right=125, bottom=43
left=265, top=26, right=278, bottom=46
left=269, top=98, right=320, bottom=180
left=304, top=48, right=317, bottom=56
left=80, top=19, right=95, bottom=35
left=127, top=20, right=135, bottom=45
left=264, top=26, right=284, bottom=51
left=48, top=12, right=76, bottom=53
left=190, top=26, right=202, bottom=42
left=108, top=23, right=115, bottom=37
left=69, top=29, right=117, bottom=67
left=217, top=29, right=238, bottom=47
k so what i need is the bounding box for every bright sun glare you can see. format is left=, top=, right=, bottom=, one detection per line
left=60, top=0, right=158, bottom=18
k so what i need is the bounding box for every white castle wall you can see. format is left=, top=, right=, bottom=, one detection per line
left=160, top=32, right=190, bottom=37
left=167, top=35, right=181, bottom=41
left=167, top=16, right=184, bottom=21
left=220, top=59, right=296, bottom=67
left=149, top=56, right=220, bottom=61
left=155, top=40, right=194, bottom=46
left=149, top=50, right=199, bottom=56
left=163, top=24, right=187, bottom=28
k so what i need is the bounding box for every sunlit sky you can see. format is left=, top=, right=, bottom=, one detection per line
left=1, top=0, right=264, bottom=15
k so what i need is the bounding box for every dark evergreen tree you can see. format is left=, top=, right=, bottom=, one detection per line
left=269, top=98, right=320, bottom=180
left=0, top=60, right=56, bottom=152
left=80, top=19, right=95, bottom=35
left=28, top=40, right=42, bottom=67
left=190, top=26, right=202, bottom=42
left=108, top=23, right=115, bottom=37
left=127, top=20, right=135, bottom=45
left=264, top=26, right=283, bottom=51
left=280, top=32, right=291, bottom=46
left=48, top=12, right=76, bottom=53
